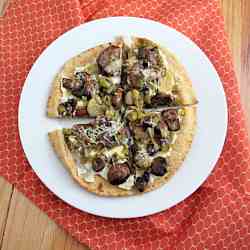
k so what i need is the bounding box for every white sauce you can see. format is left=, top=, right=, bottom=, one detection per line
left=103, top=145, right=124, bottom=159
left=98, top=167, right=109, bottom=179
left=60, top=76, right=73, bottom=103
left=110, top=76, right=121, bottom=85
left=77, top=162, right=95, bottom=183
left=118, top=175, right=135, bottom=190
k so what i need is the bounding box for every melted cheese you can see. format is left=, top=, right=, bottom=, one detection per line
left=118, top=175, right=135, bottom=190
left=110, top=76, right=121, bottom=85
left=60, top=76, right=73, bottom=103
left=98, top=167, right=109, bottom=179
left=103, top=145, right=124, bottom=159
left=105, top=59, right=122, bottom=76
left=77, top=162, right=95, bottom=183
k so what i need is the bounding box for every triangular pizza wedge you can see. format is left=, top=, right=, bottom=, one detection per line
left=47, top=38, right=126, bottom=118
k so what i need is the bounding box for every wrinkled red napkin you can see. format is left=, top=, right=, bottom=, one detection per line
left=0, top=0, right=249, bottom=249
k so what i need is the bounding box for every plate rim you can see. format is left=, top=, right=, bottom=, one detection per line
left=18, top=16, right=228, bottom=218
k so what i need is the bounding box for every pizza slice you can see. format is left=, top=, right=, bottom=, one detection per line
left=124, top=37, right=197, bottom=110
left=48, top=116, right=139, bottom=196
left=47, top=38, right=126, bottom=118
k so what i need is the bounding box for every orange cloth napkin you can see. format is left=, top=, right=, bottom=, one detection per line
left=0, top=0, right=249, bottom=249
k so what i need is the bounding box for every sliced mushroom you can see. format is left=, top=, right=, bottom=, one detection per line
left=71, top=84, right=85, bottom=98
left=92, top=156, right=107, bottom=172
left=62, top=77, right=74, bottom=89
left=74, top=107, right=87, bottom=117
left=62, top=72, right=95, bottom=98
left=111, top=88, right=123, bottom=109
left=72, top=124, right=90, bottom=133
left=138, top=47, right=160, bottom=67
left=97, top=45, right=121, bottom=76
left=128, top=62, right=144, bottom=89
left=107, top=163, right=130, bottom=185
left=147, top=143, right=159, bottom=156
left=82, top=75, right=95, bottom=99
left=153, top=125, right=162, bottom=144
left=162, top=109, right=180, bottom=131
left=135, top=171, right=150, bottom=192
left=151, top=157, right=167, bottom=176
left=162, top=108, right=178, bottom=120
left=150, top=93, right=175, bottom=107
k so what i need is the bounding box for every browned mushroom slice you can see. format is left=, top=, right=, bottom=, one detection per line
left=62, top=72, right=95, bottom=98
left=138, top=47, right=161, bottom=67
left=151, top=157, right=168, bottom=176
left=107, top=163, right=130, bottom=185
left=135, top=171, right=150, bottom=192
left=92, top=156, right=107, bottom=172
left=128, top=62, right=144, bottom=89
left=62, top=77, right=74, bottom=89
left=97, top=45, right=122, bottom=76
left=111, top=88, right=123, bottom=109
left=150, top=93, right=175, bottom=107
left=82, top=76, right=95, bottom=99
left=162, top=109, right=180, bottom=131
left=74, top=106, right=88, bottom=117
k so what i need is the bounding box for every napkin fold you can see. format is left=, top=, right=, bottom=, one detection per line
left=0, top=0, right=249, bottom=249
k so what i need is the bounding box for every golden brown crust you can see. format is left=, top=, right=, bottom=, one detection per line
left=47, top=39, right=123, bottom=118
left=47, top=72, right=62, bottom=117
left=48, top=37, right=197, bottom=196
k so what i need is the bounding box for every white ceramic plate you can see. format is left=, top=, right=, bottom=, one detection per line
left=18, top=17, right=227, bottom=218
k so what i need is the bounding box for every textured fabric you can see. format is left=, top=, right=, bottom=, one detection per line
left=0, top=0, right=250, bottom=249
